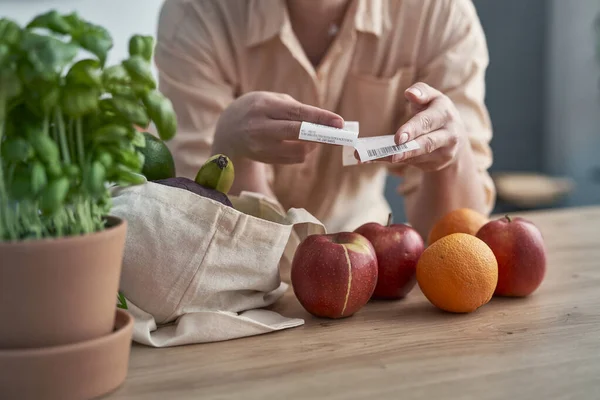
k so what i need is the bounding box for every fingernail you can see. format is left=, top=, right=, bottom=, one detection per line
left=407, top=87, right=422, bottom=98
left=332, top=117, right=345, bottom=128
left=399, top=132, right=409, bottom=144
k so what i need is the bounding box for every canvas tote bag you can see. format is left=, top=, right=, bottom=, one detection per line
left=109, top=181, right=325, bottom=347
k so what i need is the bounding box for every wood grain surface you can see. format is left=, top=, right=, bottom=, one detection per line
left=107, top=206, right=600, bottom=400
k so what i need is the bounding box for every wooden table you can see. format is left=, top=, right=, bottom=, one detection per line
left=108, top=206, right=600, bottom=400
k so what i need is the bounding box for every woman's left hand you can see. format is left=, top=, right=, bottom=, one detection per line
left=384, top=82, right=466, bottom=171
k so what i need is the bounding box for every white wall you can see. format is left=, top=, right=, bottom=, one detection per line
left=0, top=0, right=165, bottom=76
left=545, top=0, right=600, bottom=206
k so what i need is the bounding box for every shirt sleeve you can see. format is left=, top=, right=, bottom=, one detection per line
left=391, top=0, right=496, bottom=214
left=153, top=0, right=236, bottom=180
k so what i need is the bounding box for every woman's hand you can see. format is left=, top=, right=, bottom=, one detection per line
left=212, top=91, right=344, bottom=164
left=386, top=82, right=466, bottom=171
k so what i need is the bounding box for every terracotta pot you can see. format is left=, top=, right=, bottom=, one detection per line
left=0, top=216, right=127, bottom=348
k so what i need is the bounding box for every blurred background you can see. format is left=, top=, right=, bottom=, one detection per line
left=2, top=0, right=600, bottom=220
left=389, top=0, right=600, bottom=219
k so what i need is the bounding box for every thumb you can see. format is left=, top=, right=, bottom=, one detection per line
left=404, top=82, right=439, bottom=106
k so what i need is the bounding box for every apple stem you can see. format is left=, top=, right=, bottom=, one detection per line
left=505, top=214, right=512, bottom=223
left=387, top=213, right=393, bottom=227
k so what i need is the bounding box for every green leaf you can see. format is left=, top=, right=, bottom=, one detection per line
left=102, top=64, right=136, bottom=97
left=98, top=98, right=116, bottom=113
left=137, top=152, right=145, bottom=170
left=9, top=105, right=42, bottom=130
left=1, top=138, right=33, bottom=162
left=142, top=90, right=177, bottom=141
left=128, top=35, right=153, bottom=60
left=70, top=19, right=113, bottom=66
left=8, top=166, right=31, bottom=201
left=61, top=85, right=99, bottom=118
left=17, top=61, right=39, bottom=86
left=0, top=69, right=22, bottom=100
left=76, top=33, right=113, bottom=66
left=94, top=194, right=112, bottom=219
left=122, top=56, right=156, bottom=89
left=85, top=161, right=106, bottom=195
left=66, top=59, right=102, bottom=87
left=63, top=164, right=80, bottom=179
left=92, top=124, right=131, bottom=143
left=31, top=161, right=48, bottom=194
left=96, top=151, right=113, bottom=169
left=128, top=35, right=154, bottom=62
left=117, top=292, right=128, bottom=310
left=17, top=62, right=60, bottom=114
left=92, top=136, right=127, bottom=148
left=6, top=161, right=50, bottom=201
left=27, top=10, right=72, bottom=35
left=112, top=165, right=146, bottom=186
left=105, top=83, right=136, bottom=98
left=63, top=12, right=85, bottom=33
left=20, top=77, right=60, bottom=116
left=0, top=68, right=21, bottom=121
left=61, top=12, right=114, bottom=64
left=28, top=133, right=60, bottom=164
left=0, top=44, right=10, bottom=66
left=39, top=177, right=70, bottom=215
left=132, top=130, right=146, bottom=148
left=0, top=18, right=22, bottom=47
left=46, top=161, right=63, bottom=179
left=121, top=141, right=137, bottom=153
left=41, top=88, right=61, bottom=114
left=110, top=96, right=150, bottom=127
left=102, top=64, right=129, bottom=85
left=117, top=149, right=144, bottom=171
left=20, top=32, right=79, bottom=80
left=96, top=143, right=119, bottom=157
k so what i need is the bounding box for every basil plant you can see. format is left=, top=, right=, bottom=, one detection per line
left=0, top=10, right=176, bottom=241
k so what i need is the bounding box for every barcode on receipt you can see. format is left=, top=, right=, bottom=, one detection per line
left=366, top=143, right=410, bottom=158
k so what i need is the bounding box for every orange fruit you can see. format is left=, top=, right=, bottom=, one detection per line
left=428, top=208, right=488, bottom=245
left=416, top=233, right=498, bottom=313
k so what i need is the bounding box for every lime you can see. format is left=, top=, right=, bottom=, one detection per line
left=138, top=132, right=176, bottom=181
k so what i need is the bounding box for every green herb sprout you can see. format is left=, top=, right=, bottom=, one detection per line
left=0, top=10, right=177, bottom=242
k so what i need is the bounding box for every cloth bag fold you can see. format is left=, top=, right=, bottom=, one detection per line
left=110, top=182, right=325, bottom=347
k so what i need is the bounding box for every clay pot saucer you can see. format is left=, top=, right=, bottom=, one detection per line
left=0, top=309, right=134, bottom=400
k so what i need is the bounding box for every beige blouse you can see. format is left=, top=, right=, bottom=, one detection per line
left=154, top=0, right=495, bottom=232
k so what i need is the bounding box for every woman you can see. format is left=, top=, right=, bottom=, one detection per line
left=154, top=0, right=495, bottom=238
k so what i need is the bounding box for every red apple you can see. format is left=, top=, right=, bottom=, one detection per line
left=290, top=232, right=378, bottom=318
left=355, top=214, right=424, bottom=299
left=476, top=215, right=546, bottom=297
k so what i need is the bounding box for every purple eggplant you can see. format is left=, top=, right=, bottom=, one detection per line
left=153, top=176, right=233, bottom=207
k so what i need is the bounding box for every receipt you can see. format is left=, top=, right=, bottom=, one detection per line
left=341, top=121, right=360, bottom=166
left=354, top=135, right=420, bottom=162
left=298, top=120, right=419, bottom=165
left=298, top=121, right=359, bottom=146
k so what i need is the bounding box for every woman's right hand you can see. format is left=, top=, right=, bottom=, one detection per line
left=212, top=91, right=344, bottom=164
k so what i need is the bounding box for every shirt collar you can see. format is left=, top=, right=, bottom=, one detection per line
left=245, top=0, right=387, bottom=47
left=354, top=0, right=387, bottom=36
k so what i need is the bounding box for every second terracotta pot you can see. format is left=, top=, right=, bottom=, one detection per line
left=0, top=216, right=127, bottom=348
